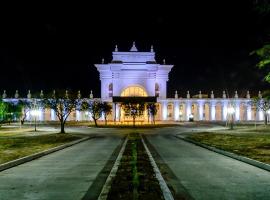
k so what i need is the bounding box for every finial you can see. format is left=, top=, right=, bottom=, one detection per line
left=258, top=91, right=262, bottom=98
left=211, top=91, right=214, bottom=99
left=199, top=91, right=202, bottom=98
left=246, top=90, right=250, bottom=99
left=65, top=90, right=68, bottom=98
left=130, top=41, right=138, bottom=51
left=187, top=91, right=190, bottom=99
left=78, top=90, right=81, bottom=99
left=222, top=91, right=226, bottom=98
left=115, top=45, right=118, bottom=52
left=150, top=45, right=154, bottom=52
left=163, top=59, right=166, bottom=64
left=90, top=90, right=93, bottom=99
left=101, top=58, right=105, bottom=64
left=40, top=90, right=44, bottom=98
left=2, top=90, right=7, bottom=99
left=27, top=90, right=31, bottom=99
left=175, top=90, right=178, bottom=99
left=234, top=91, right=238, bottom=98
left=15, top=90, right=19, bottom=98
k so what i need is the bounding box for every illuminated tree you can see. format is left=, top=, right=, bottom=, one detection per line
left=122, top=103, right=145, bottom=127
left=82, top=100, right=103, bottom=127
left=18, top=100, right=33, bottom=125
left=101, top=102, right=112, bottom=125
left=147, top=103, right=157, bottom=124
left=43, top=90, right=79, bottom=133
left=251, top=91, right=270, bottom=125
left=0, top=99, right=7, bottom=124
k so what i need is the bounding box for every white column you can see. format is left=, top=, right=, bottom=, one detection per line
left=258, top=110, right=264, bottom=121
left=162, top=102, right=168, bottom=120
left=222, top=101, right=228, bottom=121
left=210, top=102, right=216, bottom=121
left=198, top=102, right=204, bottom=120
left=246, top=104, right=252, bottom=121
left=51, top=109, right=56, bottom=121
left=235, top=102, right=240, bottom=121
left=39, top=108, right=45, bottom=121
left=174, top=102, right=179, bottom=121
left=76, top=110, right=81, bottom=121
left=116, top=104, right=120, bottom=121
left=186, top=101, right=191, bottom=121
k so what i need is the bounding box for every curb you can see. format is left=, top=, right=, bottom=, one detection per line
left=175, top=135, right=270, bottom=172
left=141, top=136, right=174, bottom=200
left=98, top=137, right=128, bottom=200
left=0, top=136, right=93, bottom=172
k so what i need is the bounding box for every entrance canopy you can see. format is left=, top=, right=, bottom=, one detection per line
left=112, top=96, right=157, bottom=103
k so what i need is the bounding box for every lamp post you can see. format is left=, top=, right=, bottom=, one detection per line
left=30, top=109, right=39, bottom=131
left=227, top=106, right=235, bottom=130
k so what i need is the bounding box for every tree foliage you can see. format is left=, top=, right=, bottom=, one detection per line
left=147, top=103, right=157, bottom=124
left=101, top=102, right=112, bottom=125
left=43, top=90, right=79, bottom=133
left=81, top=100, right=103, bottom=127
left=122, top=103, right=145, bottom=127
left=251, top=90, right=270, bottom=125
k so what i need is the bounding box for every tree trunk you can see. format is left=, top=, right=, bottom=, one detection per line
left=60, top=122, right=65, bottom=133
left=94, top=118, right=98, bottom=127
left=153, top=115, right=155, bottom=125
left=264, top=112, right=268, bottom=125
left=133, top=116, right=135, bottom=127
left=105, top=115, right=107, bottom=125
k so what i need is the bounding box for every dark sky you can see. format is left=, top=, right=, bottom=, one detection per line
left=0, top=1, right=269, bottom=98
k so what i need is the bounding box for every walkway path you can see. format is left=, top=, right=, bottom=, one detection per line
left=0, top=135, right=122, bottom=200
left=146, top=127, right=270, bottom=200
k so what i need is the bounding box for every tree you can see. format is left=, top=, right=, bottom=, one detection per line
left=18, top=100, right=33, bottom=125
left=122, top=103, right=145, bottom=127
left=251, top=44, right=270, bottom=82
left=147, top=103, right=157, bottom=124
left=3, top=102, right=22, bottom=124
left=251, top=0, right=270, bottom=81
left=0, top=99, right=7, bottom=124
left=82, top=100, right=103, bottom=127
left=43, top=90, right=79, bottom=133
left=252, top=91, right=270, bottom=125
left=253, top=0, right=270, bottom=15
left=101, top=102, right=112, bottom=125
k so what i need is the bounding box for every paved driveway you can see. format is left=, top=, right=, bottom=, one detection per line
left=146, top=127, right=270, bottom=200
left=0, top=135, right=122, bottom=200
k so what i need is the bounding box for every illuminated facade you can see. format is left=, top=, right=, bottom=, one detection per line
left=1, top=42, right=266, bottom=123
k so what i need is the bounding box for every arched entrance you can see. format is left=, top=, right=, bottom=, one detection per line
left=120, top=86, right=148, bottom=123
left=121, top=86, right=148, bottom=97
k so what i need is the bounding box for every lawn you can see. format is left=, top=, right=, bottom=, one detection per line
left=188, top=129, right=270, bottom=164
left=0, top=134, right=82, bottom=164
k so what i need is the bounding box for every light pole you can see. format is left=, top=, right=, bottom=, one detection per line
left=30, top=109, right=39, bottom=131
left=227, top=106, right=235, bottom=130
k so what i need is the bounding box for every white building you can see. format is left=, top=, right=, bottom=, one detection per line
left=1, top=42, right=265, bottom=123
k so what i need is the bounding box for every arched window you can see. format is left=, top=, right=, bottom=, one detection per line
left=109, top=83, right=113, bottom=91
left=155, top=83, right=160, bottom=97
left=121, top=86, right=147, bottom=97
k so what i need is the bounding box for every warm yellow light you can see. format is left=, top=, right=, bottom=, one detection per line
left=121, top=86, right=147, bottom=97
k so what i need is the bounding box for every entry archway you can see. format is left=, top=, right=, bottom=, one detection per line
left=121, top=86, right=148, bottom=97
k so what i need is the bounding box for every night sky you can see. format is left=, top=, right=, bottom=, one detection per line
left=0, top=1, right=269, bottom=98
